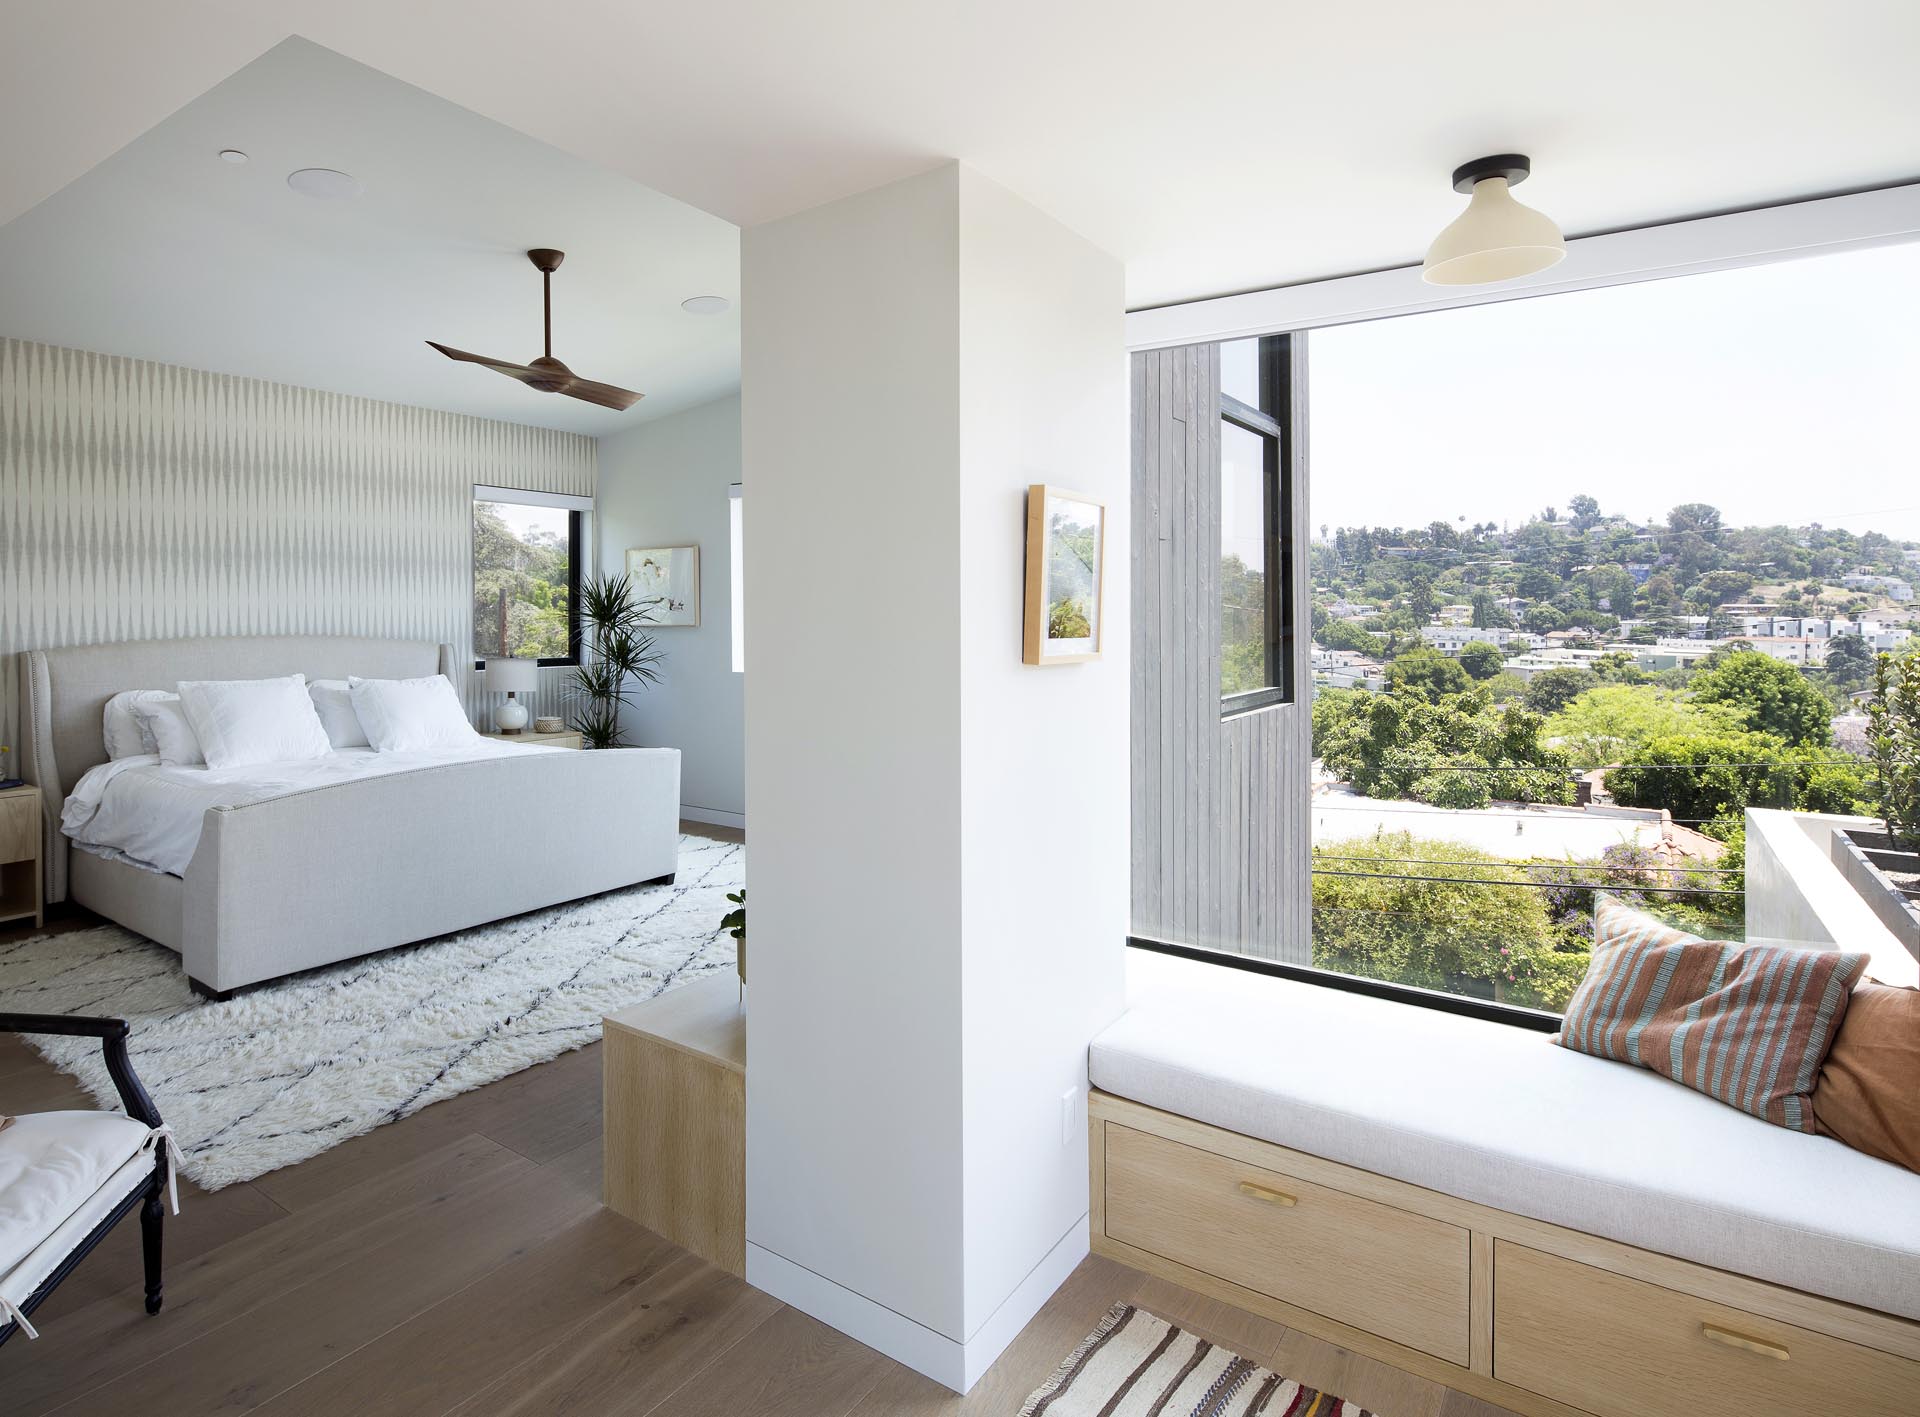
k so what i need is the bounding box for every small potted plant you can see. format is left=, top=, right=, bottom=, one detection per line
left=1833, top=645, right=1920, bottom=958
left=721, top=888, right=746, bottom=992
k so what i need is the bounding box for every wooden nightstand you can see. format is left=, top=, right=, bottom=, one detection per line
left=603, top=973, right=745, bottom=1275
left=482, top=729, right=584, bottom=750
left=0, top=784, right=44, bottom=931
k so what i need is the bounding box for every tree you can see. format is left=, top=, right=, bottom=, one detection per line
left=1315, top=687, right=1572, bottom=809
left=1690, top=650, right=1833, bottom=748
left=1568, top=494, right=1601, bottom=531
left=1387, top=647, right=1471, bottom=702
left=1316, top=618, right=1385, bottom=658
left=1668, top=503, right=1723, bottom=537
left=1606, top=729, right=1795, bottom=826
left=1524, top=666, right=1596, bottom=715
left=1824, top=635, right=1875, bottom=691
left=1545, top=684, right=1745, bottom=770
left=1310, top=834, right=1588, bottom=1009
left=1406, top=571, right=1438, bottom=625
left=1457, top=640, right=1506, bottom=681
left=1470, top=590, right=1512, bottom=630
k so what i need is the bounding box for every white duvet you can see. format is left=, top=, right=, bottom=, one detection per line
left=62, top=741, right=560, bottom=877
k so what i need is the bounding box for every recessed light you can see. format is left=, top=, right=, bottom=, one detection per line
left=287, top=167, right=363, bottom=200
left=218, top=149, right=249, bottom=165
left=681, top=295, right=731, bottom=315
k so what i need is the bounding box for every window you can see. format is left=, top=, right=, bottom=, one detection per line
left=729, top=483, right=744, bottom=673
left=472, top=486, right=585, bottom=666
left=1136, top=237, right=1920, bottom=1022
left=1219, top=334, right=1291, bottom=714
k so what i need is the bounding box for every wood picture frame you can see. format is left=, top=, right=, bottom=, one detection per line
left=1023, top=484, right=1106, bottom=666
left=626, top=545, right=700, bottom=627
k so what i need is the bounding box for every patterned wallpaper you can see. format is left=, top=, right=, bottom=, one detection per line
left=0, top=337, right=596, bottom=755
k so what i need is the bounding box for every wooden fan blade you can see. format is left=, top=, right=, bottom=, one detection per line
left=425, top=341, right=542, bottom=380
left=561, top=376, right=645, bottom=411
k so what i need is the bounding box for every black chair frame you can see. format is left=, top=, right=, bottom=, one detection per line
left=0, top=1013, right=169, bottom=1347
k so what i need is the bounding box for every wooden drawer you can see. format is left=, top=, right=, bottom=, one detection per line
left=0, top=793, right=38, bottom=864
left=1103, top=1123, right=1470, bottom=1364
left=1494, top=1242, right=1920, bottom=1417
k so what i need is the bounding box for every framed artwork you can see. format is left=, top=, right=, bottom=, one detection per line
left=1023, top=484, right=1106, bottom=665
left=626, top=545, right=701, bottom=627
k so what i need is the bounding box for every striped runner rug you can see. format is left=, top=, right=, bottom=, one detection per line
left=1020, top=1304, right=1377, bottom=1416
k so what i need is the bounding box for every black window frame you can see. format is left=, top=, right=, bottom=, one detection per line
left=1219, top=332, right=1294, bottom=718
left=472, top=501, right=582, bottom=670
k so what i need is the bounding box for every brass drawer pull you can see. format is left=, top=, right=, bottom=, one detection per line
left=1701, top=1323, right=1789, bottom=1361
left=1237, top=1181, right=1297, bottom=1207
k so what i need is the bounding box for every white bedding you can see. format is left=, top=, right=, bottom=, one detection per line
left=62, top=742, right=560, bottom=877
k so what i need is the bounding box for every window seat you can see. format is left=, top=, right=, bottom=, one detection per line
left=1090, top=949, right=1920, bottom=1323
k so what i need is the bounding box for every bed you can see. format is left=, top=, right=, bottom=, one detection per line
left=16, top=634, right=681, bottom=996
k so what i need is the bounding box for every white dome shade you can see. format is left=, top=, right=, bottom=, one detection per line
left=1422, top=177, right=1566, bottom=286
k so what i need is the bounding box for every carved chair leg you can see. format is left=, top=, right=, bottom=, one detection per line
left=141, top=1185, right=164, bottom=1316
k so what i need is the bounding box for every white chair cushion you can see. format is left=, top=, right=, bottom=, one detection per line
left=0, top=1111, right=153, bottom=1285
left=1092, top=950, right=1920, bottom=1322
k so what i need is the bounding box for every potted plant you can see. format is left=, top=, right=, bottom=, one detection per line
left=565, top=572, right=665, bottom=748
left=721, top=888, right=746, bottom=990
left=1832, top=645, right=1920, bottom=958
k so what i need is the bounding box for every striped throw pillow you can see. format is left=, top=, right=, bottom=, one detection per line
left=1555, top=897, right=1868, bottom=1131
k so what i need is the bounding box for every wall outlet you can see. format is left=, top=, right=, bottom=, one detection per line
left=1060, top=1086, right=1080, bottom=1147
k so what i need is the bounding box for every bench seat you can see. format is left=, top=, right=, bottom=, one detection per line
left=1090, top=950, right=1920, bottom=1322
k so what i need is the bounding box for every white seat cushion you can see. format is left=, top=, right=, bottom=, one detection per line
left=0, top=1111, right=154, bottom=1287
left=1091, top=951, right=1920, bottom=1322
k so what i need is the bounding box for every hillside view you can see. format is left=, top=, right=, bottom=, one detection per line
left=1302, top=496, right=1919, bottom=1008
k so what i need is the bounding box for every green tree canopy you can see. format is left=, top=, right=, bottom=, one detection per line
left=1457, top=640, right=1506, bottom=681
left=1689, top=650, right=1833, bottom=748
left=1546, top=684, right=1746, bottom=771
left=1387, top=646, right=1473, bottom=702
left=1523, top=666, right=1594, bottom=715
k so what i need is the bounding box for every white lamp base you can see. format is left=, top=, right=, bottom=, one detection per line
left=495, top=697, right=530, bottom=734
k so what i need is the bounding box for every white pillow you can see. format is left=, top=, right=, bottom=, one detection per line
left=131, top=697, right=206, bottom=768
left=348, top=675, right=478, bottom=753
left=177, top=674, right=333, bottom=770
left=103, top=690, right=172, bottom=759
left=307, top=679, right=370, bottom=750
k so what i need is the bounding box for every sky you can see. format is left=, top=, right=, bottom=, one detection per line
left=1307, top=241, right=1920, bottom=543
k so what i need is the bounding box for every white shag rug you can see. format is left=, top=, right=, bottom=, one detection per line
left=0, top=834, right=742, bottom=1189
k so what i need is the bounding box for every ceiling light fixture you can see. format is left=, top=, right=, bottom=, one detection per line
left=1421, top=154, right=1565, bottom=287
left=286, top=167, right=363, bottom=200
left=681, top=295, right=731, bottom=314
left=218, top=149, right=249, bottom=165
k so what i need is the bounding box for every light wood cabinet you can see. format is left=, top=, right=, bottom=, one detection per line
left=0, top=786, right=43, bottom=930
left=1494, top=1242, right=1918, bottom=1417
left=482, top=729, right=584, bottom=750
left=1090, top=1090, right=1920, bottom=1417
left=602, top=974, right=745, bottom=1275
left=1106, top=1124, right=1469, bottom=1364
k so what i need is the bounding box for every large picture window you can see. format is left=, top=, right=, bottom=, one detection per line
left=1219, top=334, right=1292, bottom=714
left=472, top=488, right=583, bottom=666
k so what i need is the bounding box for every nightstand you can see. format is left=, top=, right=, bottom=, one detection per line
left=482, top=729, right=584, bottom=750
left=0, top=784, right=44, bottom=931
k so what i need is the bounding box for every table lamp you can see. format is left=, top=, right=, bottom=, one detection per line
left=483, top=656, right=540, bottom=734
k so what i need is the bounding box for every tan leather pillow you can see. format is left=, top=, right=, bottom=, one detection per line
left=1810, top=982, right=1920, bottom=1173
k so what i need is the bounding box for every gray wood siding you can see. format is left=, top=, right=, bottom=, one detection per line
left=1131, top=340, right=1312, bottom=962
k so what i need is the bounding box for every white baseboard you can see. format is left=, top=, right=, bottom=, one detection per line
left=680, top=805, right=746, bottom=829
left=962, top=1215, right=1090, bottom=1390
left=744, top=1216, right=1089, bottom=1394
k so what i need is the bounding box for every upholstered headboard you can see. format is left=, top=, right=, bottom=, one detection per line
left=16, top=635, right=458, bottom=902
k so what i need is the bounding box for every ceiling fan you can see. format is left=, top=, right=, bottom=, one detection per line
left=427, top=248, right=643, bottom=411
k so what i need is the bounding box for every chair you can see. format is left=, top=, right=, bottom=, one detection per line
left=0, top=1014, right=179, bottom=1344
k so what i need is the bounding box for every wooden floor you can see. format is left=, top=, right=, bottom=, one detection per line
left=2, top=825, right=1515, bottom=1417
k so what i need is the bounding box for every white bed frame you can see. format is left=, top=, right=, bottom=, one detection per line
left=17, top=635, right=682, bottom=996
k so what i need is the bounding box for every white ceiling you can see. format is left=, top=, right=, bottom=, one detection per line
left=4, top=1, right=1918, bottom=318
left=0, top=37, right=740, bottom=435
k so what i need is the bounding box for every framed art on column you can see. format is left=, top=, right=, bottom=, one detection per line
left=1023, top=485, right=1105, bottom=666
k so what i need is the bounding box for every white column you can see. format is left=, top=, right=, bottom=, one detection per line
left=741, top=162, right=1129, bottom=1392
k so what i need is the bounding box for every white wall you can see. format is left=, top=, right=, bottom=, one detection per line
left=597, top=393, right=745, bottom=823
left=741, top=161, right=1127, bottom=1391
left=954, top=166, right=1130, bottom=1346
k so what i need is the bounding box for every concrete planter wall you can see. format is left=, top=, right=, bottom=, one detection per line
left=1831, top=828, right=1920, bottom=964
